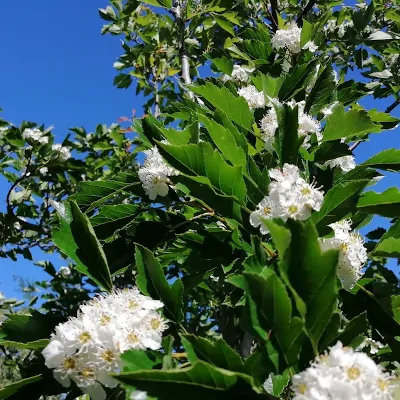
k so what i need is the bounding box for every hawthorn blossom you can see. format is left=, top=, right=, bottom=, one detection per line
left=22, top=128, right=49, bottom=145
left=237, top=85, right=266, bottom=109
left=319, top=219, right=368, bottom=289
left=222, top=65, right=254, bottom=83
left=39, top=167, right=48, bottom=175
left=357, top=338, right=385, bottom=355
left=42, top=288, right=167, bottom=400
left=291, top=341, right=395, bottom=400
left=59, top=266, right=71, bottom=278
left=324, top=155, right=356, bottom=172
left=272, top=22, right=317, bottom=54
left=138, top=146, right=178, bottom=200
left=259, top=100, right=321, bottom=150
left=52, top=144, right=72, bottom=161
left=250, top=164, right=323, bottom=234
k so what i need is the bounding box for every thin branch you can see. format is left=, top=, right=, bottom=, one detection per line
left=385, top=96, right=400, bottom=114
left=151, top=66, right=161, bottom=117
left=298, top=0, right=317, bottom=27
left=6, top=160, right=49, bottom=235
left=269, top=0, right=279, bottom=32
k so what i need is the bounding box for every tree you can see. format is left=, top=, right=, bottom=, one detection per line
left=0, top=0, right=400, bottom=399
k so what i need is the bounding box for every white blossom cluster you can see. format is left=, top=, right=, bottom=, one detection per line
left=250, top=164, right=324, bottom=234
left=52, top=144, right=72, bottom=161
left=357, top=338, right=385, bottom=355
left=138, top=146, right=178, bottom=200
left=291, top=341, right=395, bottom=400
left=319, top=219, right=368, bottom=289
left=222, top=65, right=254, bottom=84
left=22, top=128, right=49, bottom=145
left=324, top=155, right=356, bottom=172
left=237, top=85, right=266, bottom=109
left=59, top=266, right=71, bottom=278
left=260, top=99, right=322, bottom=150
left=42, top=288, right=167, bottom=400
left=272, top=22, right=318, bottom=54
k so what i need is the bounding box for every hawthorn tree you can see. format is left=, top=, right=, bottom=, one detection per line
left=0, top=0, right=400, bottom=399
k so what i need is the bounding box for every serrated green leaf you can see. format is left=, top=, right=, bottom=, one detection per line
left=120, top=349, right=160, bottom=372
left=362, top=149, right=400, bottom=171
left=269, top=220, right=339, bottom=350
left=251, top=73, right=284, bottom=99
left=357, top=187, right=400, bottom=217
left=135, top=244, right=183, bottom=322
left=199, top=115, right=246, bottom=166
left=336, top=312, right=368, bottom=347
left=115, top=360, right=265, bottom=399
left=191, top=82, right=253, bottom=130
left=304, top=64, right=337, bottom=115
left=157, top=141, right=246, bottom=205
left=210, top=56, right=233, bottom=75
left=373, top=218, right=400, bottom=258
left=181, top=334, right=244, bottom=373
left=312, top=180, right=370, bottom=234
left=68, top=201, right=113, bottom=291
left=0, top=375, right=42, bottom=400
left=323, top=104, right=380, bottom=141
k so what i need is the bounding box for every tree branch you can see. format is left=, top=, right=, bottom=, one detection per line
left=298, top=0, right=317, bottom=27
left=151, top=66, right=161, bottom=117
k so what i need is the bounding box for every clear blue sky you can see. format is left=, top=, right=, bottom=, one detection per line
left=0, top=1, right=398, bottom=299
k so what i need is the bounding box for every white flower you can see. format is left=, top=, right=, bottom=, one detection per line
left=237, top=85, right=266, bottom=109
left=49, top=199, right=66, bottom=219
left=357, top=338, right=385, bottom=355
left=324, top=155, right=356, bottom=172
left=291, top=341, right=396, bottom=400
left=324, top=19, right=337, bottom=33
left=138, top=146, right=178, bottom=201
left=321, top=101, right=339, bottom=117
left=42, top=288, right=167, bottom=400
left=319, top=219, right=368, bottom=289
left=272, top=21, right=302, bottom=54
left=302, top=41, right=318, bottom=52
left=250, top=164, right=324, bottom=234
left=259, top=100, right=321, bottom=150
left=22, top=128, right=49, bottom=145
left=338, top=19, right=354, bottom=38
left=52, top=144, right=71, bottom=161
left=39, top=167, right=48, bottom=175
left=130, top=391, right=148, bottom=400
left=222, top=65, right=254, bottom=83
left=59, top=266, right=71, bottom=278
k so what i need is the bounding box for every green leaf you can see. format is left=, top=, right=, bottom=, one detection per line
left=271, top=220, right=339, bottom=350
left=181, top=334, right=244, bottom=373
left=279, top=60, right=318, bottom=101
left=214, top=16, right=234, bottom=35
left=300, top=20, right=314, bottom=47
left=157, top=141, right=246, bottom=205
left=114, top=73, right=132, bottom=89
left=116, top=360, right=264, bottom=399
left=0, top=311, right=61, bottom=344
left=240, top=270, right=304, bottom=367
left=0, top=339, right=49, bottom=350
left=263, top=370, right=291, bottom=397
left=336, top=312, right=368, bottom=347
left=199, top=115, right=246, bottom=166
left=357, top=187, right=400, bottom=217
left=373, top=218, right=400, bottom=258
left=90, top=204, right=138, bottom=226
left=251, top=74, right=284, bottom=99
left=312, top=180, right=370, bottom=234
left=210, top=56, right=233, bottom=75
left=323, top=104, right=380, bottom=141
left=362, top=149, right=400, bottom=171
left=135, top=244, right=183, bottom=322
left=0, top=375, right=42, bottom=400
left=69, top=201, right=113, bottom=291
left=336, top=80, right=369, bottom=106
left=71, top=179, right=137, bottom=211
left=275, top=103, right=301, bottom=166
left=367, top=109, right=400, bottom=130
left=313, top=141, right=352, bottom=164
left=304, top=64, right=337, bottom=115
left=121, top=349, right=160, bottom=372
left=191, top=82, right=253, bottom=130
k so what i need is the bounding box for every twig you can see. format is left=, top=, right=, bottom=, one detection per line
left=263, top=0, right=278, bottom=32
left=151, top=66, right=161, bottom=117
left=239, top=332, right=253, bottom=358
left=298, top=0, right=317, bottom=27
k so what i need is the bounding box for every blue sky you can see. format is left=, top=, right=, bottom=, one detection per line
left=0, top=1, right=399, bottom=299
